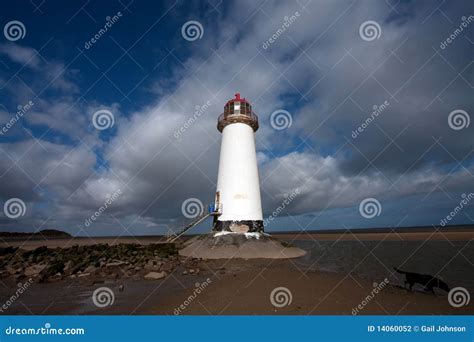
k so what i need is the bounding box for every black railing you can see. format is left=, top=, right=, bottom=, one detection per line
left=217, top=111, right=259, bottom=132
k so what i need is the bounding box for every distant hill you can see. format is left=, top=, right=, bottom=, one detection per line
left=0, top=229, right=71, bottom=238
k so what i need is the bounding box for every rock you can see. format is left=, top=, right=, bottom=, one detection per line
left=49, top=273, right=62, bottom=282
left=24, top=264, right=46, bottom=277
left=189, top=269, right=195, bottom=274
left=106, top=261, right=126, bottom=267
left=118, top=284, right=124, bottom=292
left=144, top=260, right=155, bottom=271
left=84, top=265, right=96, bottom=274
left=39, top=261, right=65, bottom=283
left=182, top=270, right=188, bottom=275
left=6, top=266, right=16, bottom=275
left=144, top=271, right=166, bottom=280
left=63, top=260, right=74, bottom=273
left=78, top=273, right=90, bottom=278
left=70, top=274, right=76, bottom=279
left=134, top=266, right=141, bottom=271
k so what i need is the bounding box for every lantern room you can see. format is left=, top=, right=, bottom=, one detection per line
left=217, top=93, right=259, bottom=132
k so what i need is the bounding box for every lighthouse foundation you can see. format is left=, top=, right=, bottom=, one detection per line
left=213, top=219, right=264, bottom=233
left=179, top=232, right=306, bottom=259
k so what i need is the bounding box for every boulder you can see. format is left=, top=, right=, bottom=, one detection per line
left=144, top=260, right=155, bottom=271
left=24, top=264, right=46, bottom=277
left=84, top=265, right=97, bottom=274
left=106, top=261, right=126, bottom=267
left=144, top=271, right=166, bottom=280
left=63, top=260, right=74, bottom=274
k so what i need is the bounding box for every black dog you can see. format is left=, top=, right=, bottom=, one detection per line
left=393, top=268, right=450, bottom=293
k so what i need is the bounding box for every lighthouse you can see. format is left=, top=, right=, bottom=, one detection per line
left=213, top=93, right=263, bottom=233
left=179, top=93, right=306, bottom=259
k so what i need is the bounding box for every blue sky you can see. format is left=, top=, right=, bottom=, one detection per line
left=0, top=0, right=473, bottom=236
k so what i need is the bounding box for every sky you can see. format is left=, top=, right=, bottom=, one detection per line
left=0, top=0, right=473, bottom=237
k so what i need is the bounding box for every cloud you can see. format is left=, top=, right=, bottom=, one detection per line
left=0, top=43, right=80, bottom=104
left=0, top=44, right=41, bottom=69
left=0, top=0, right=472, bottom=235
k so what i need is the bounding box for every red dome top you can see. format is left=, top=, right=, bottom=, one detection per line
left=226, top=93, right=250, bottom=106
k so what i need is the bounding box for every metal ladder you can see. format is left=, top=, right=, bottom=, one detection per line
left=166, top=203, right=221, bottom=243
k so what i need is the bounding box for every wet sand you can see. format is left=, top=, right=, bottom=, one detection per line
left=0, top=258, right=471, bottom=315
left=0, top=230, right=472, bottom=315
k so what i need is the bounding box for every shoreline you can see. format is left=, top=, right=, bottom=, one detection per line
left=0, top=232, right=472, bottom=315
left=1, top=230, right=473, bottom=250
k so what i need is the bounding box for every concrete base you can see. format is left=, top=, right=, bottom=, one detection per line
left=213, top=219, right=264, bottom=233
left=178, top=232, right=306, bottom=260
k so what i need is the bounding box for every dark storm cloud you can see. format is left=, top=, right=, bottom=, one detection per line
left=0, top=0, right=472, bottom=234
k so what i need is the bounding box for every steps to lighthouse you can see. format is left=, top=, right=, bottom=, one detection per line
left=178, top=232, right=306, bottom=260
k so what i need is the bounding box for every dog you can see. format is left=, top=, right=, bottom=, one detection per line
left=393, top=267, right=450, bottom=293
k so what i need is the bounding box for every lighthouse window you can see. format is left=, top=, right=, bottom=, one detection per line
left=245, top=103, right=250, bottom=114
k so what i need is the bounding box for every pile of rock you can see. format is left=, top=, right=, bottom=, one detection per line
left=0, top=243, right=183, bottom=283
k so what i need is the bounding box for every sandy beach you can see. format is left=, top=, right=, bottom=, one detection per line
left=0, top=230, right=472, bottom=315
left=0, top=258, right=471, bottom=315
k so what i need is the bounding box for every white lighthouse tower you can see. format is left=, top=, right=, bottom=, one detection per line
left=179, top=93, right=306, bottom=259
left=213, top=93, right=263, bottom=233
